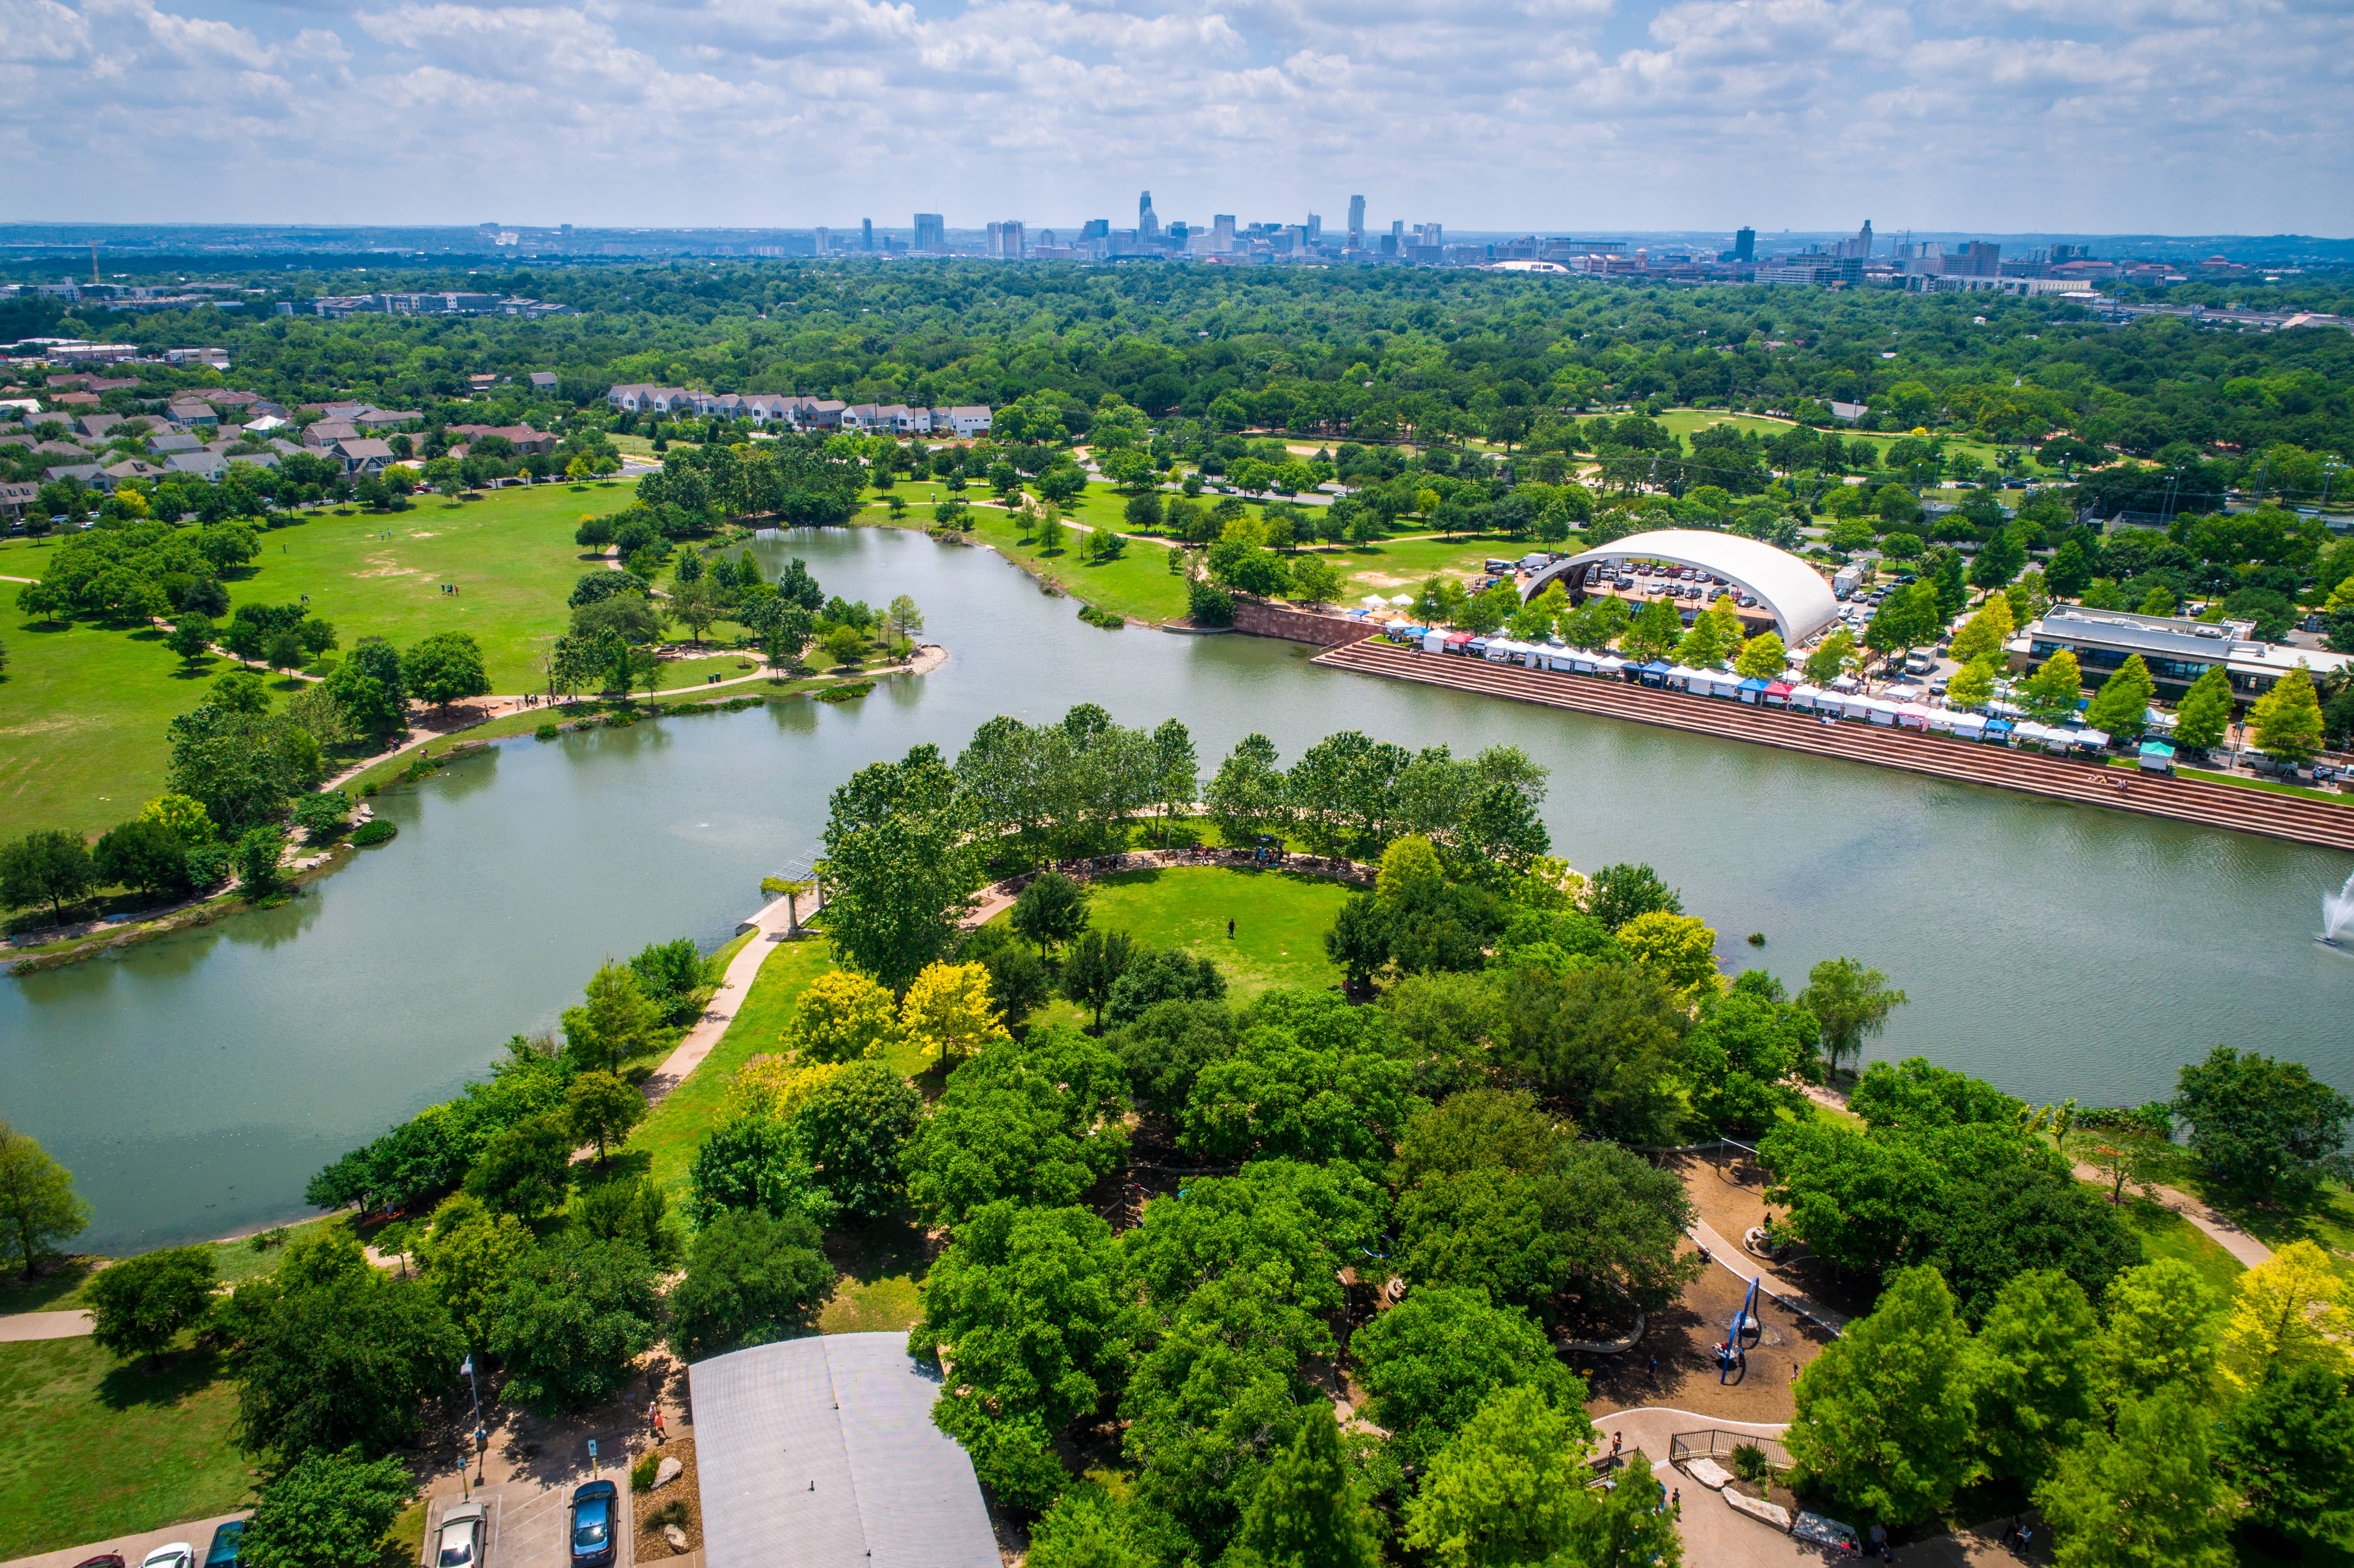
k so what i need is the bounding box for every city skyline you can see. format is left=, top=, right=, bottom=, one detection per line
left=1, top=0, right=2344, bottom=234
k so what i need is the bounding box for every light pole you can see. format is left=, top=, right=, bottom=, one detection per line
left=461, top=1355, right=487, bottom=1484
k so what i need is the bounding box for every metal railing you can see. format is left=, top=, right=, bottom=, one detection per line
left=1670, top=1430, right=1792, bottom=1471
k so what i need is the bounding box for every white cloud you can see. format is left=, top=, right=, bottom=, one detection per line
left=0, top=0, right=2345, bottom=231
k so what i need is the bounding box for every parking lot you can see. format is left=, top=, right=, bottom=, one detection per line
left=423, top=1470, right=633, bottom=1568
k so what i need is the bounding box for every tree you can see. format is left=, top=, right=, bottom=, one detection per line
left=1619, top=596, right=1683, bottom=664
left=1206, top=733, right=1290, bottom=848
left=2251, top=664, right=2325, bottom=763
left=1947, top=597, right=2016, bottom=664
left=1351, top=1283, right=1585, bottom=1465
left=687, top=1111, right=833, bottom=1229
left=1148, top=718, right=1199, bottom=843
left=901, top=960, right=1010, bottom=1067
left=323, top=638, right=406, bottom=737
left=2222, top=1239, right=2354, bottom=1390
left=817, top=744, right=982, bottom=995
left=1787, top=1266, right=1978, bottom=1526
left=1027, top=1484, right=1185, bottom=1568
left=86, top=1245, right=217, bottom=1370
left=243, top=1448, right=414, bottom=1568
left=94, top=818, right=192, bottom=899
left=1226, top=1405, right=1380, bottom=1568
left=784, top=969, right=901, bottom=1063
left=560, top=961, right=661, bottom=1071
left=1970, top=528, right=2028, bottom=591
left=669, top=575, right=721, bottom=645
left=234, top=1267, right=464, bottom=1457
left=565, top=1070, right=646, bottom=1162
left=1566, top=1450, right=1683, bottom=1568
left=1581, top=862, right=1681, bottom=929
left=885, top=593, right=925, bottom=645
left=1401, top=1383, right=1598, bottom=1568
left=2022, top=648, right=2084, bottom=722
left=2094, top=1259, right=2221, bottom=1405
left=903, top=1024, right=1129, bottom=1226
left=2034, top=1385, right=2232, bottom=1568
left=464, top=1112, right=572, bottom=1217
left=1286, top=555, right=1342, bottom=606
left=413, top=1194, right=532, bottom=1350
left=0, top=1121, right=88, bottom=1279
left=1183, top=990, right=1417, bottom=1167
left=2221, top=1368, right=2354, bottom=1548
left=166, top=612, right=216, bottom=668
left=1946, top=656, right=1998, bottom=709
left=793, top=1060, right=923, bottom=1222
left=489, top=1234, right=661, bottom=1414
left=1865, top=581, right=1942, bottom=661
left=1063, top=928, right=1136, bottom=1031
left=668, top=1208, right=832, bottom=1361
left=2172, top=1045, right=2354, bottom=1203
left=1614, top=910, right=1721, bottom=1003
left=1734, top=630, right=1787, bottom=680
left=1803, top=627, right=1858, bottom=685
left=2047, top=537, right=2094, bottom=599
left=1798, top=957, right=1905, bottom=1078
left=2084, top=653, right=2156, bottom=740
left=0, top=829, right=97, bottom=920
left=2172, top=666, right=2234, bottom=752
left=1971, top=1269, right=2098, bottom=1485
left=403, top=631, right=490, bottom=712
left=1011, top=871, right=1091, bottom=955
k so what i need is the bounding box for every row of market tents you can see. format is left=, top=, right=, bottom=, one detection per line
left=1373, top=625, right=2182, bottom=772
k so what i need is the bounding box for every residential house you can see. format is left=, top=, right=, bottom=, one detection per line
left=32, top=440, right=91, bottom=460
left=166, top=452, right=228, bottom=481
left=228, top=452, right=279, bottom=472
left=304, top=421, right=363, bottom=448
left=103, top=459, right=169, bottom=485
left=0, top=482, right=39, bottom=516
left=335, top=438, right=395, bottom=475
left=147, top=433, right=205, bottom=456
left=447, top=424, right=557, bottom=456
left=606, top=384, right=701, bottom=415
left=52, top=391, right=100, bottom=409
left=167, top=399, right=220, bottom=428
left=355, top=409, right=422, bottom=430
left=44, top=463, right=112, bottom=491
left=938, top=406, right=993, bottom=437
left=529, top=371, right=560, bottom=394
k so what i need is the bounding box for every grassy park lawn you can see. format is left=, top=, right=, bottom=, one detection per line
left=636, top=937, right=842, bottom=1197
left=226, top=483, right=637, bottom=691
left=0, top=1337, right=252, bottom=1559
left=0, top=615, right=220, bottom=837
left=995, top=865, right=1349, bottom=1003
left=1650, top=406, right=2021, bottom=473
left=1328, top=534, right=1525, bottom=598
left=2093, top=1186, right=2247, bottom=1303
left=911, top=498, right=1193, bottom=625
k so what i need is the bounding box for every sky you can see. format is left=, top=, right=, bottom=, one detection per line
left=2, top=0, right=2347, bottom=234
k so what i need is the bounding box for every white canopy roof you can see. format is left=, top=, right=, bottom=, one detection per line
left=1527, top=528, right=1841, bottom=643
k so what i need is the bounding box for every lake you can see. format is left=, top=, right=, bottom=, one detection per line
left=7, top=523, right=2349, bottom=1251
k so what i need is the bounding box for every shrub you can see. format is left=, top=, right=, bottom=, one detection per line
left=1078, top=605, right=1124, bottom=630
left=1732, top=1442, right=1771, bottom=1483
left=350, top=821, right=397, bottom=847
left=816, top=681, right=874, bottom=703
left=534, top=723, right=561, bottom=740
left=629, top=1451, right=660, bottom=1491
left=1187, top=579, right=1235, bottom=626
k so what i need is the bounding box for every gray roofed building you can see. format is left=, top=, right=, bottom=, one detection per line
left=104, top=459, right=168, bottom=482
left=33, top=440, right=91, bottom=459
left=354, top=409, right=421, bottom=429
left=2016, top=603, right=2353, bottom=702
left=147, top=432, right=205, bottom=455
left=43, top=463, right=110, bottom=490
left=529, top=371, right=560, bottom=391
left=166, top=451, right=228, bottom=479
left=688, top=1333, right=998, bottom=1568
left=0, top=481, right=39, bottom=515
left=336, top=438, right=395, bottom=474
left=228, top=451, right=279, bottom=470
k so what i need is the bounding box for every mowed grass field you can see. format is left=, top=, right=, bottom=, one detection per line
left=233, top=482, right=638, bottom=690
left=0, top=614, right=226, bottom=837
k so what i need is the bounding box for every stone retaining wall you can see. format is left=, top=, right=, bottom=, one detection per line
left=1232, top=600, right=1380, bottom=645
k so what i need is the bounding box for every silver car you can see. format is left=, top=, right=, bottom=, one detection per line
left=435, top=1503, right=486, bottom=1568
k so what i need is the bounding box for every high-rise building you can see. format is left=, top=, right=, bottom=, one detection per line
left=1138, top=191, right=1160, bottom=239
left=1305, top=213, right=1321, bottom=243
left=1080, top=219, right=1109, bottom=241
left=985, top=220, right=1026, bottom=259
left=1213, top=214, right=1236, bottom=251
left=1734, top=227, right=1755, bottom=262
left=861, top=219, right=874, bottom=251
left=1833, top=220, right=1874, bottom=260
left=913, top=213, right=945, bottom=251
left=1391, top=220, right=1404, bottom=244
left=814, top=227, right=833, bottom=255
left=1348, top=195, right=1365, bottom=246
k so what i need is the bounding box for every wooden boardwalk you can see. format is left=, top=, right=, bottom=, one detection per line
left=1312, top=640, right=2354, bottom=854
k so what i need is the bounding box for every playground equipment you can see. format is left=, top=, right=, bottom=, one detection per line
left=1717, top=1276, right=1763, bottom=1383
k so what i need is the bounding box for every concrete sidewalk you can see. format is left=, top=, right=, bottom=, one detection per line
left=1, top=1514, right=247, bottom=1568
left=0, top=1310, right=93, bottom=1342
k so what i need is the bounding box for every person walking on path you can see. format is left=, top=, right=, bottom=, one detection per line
left=1226, top=918, right=1235, bottom=938
left=649, top=1400, right=665, bottom=1443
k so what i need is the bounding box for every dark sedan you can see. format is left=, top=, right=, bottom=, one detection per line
left=570, top=1480, right=618, bottom=1568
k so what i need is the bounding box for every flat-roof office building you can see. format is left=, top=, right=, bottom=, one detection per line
left=2012, top=605, right=2350, bottom=706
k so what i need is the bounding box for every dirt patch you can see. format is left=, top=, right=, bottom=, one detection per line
left=1578, top=1241, right=1833, bottom=1424
left=631, top=1426, right=702, bottom=1561
left=1667, top=1148, right=1881, bottom=1322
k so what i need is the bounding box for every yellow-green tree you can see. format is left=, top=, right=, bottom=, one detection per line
left=786, top=969, right=901, bottom=1063
left=1615, top=911, right=1721, bottom=1004
left=900, top=961, right=1008, bottom=1070
left=2083, top=654, right=2156, bottom=740
left=1734, top=631, right=1788, bottom=681
left=560, top=962, right=661, bottom=1071
left=2021, top=649, right=2084, bottom=723
left=2251, top=664, right=2324, bottom=763
left=1948, top=596, right=2017, bottom=664
left=1802, top=628, right=1858, bottom=686
left=2222, top=1239, right=2354, bottom=1391
left=2173, top=668, right=2236, bottom=751
left=1947, top=657, right=1998, bottom=709
left=1375, top=835, right=1445, bottom=904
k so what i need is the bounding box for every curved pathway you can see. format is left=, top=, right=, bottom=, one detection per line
left=639, top=888, right=822, bottom=1110
left=0, top=1310, right=92, bottom=1341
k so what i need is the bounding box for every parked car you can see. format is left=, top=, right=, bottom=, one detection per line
left=141, top=1545, right=194, bottom=1568
left=72, top=1557, right=125, bottom=1568
left=205, top=1522, right=245, bottom=1568
left=570, top=1481, right=618, bottom=1568
left=435, top=1502, right=485, bottom=1568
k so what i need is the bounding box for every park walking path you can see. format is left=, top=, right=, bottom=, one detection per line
left=1687, top=1219, right=1850, bottom=1334
left=0, top=1310, right=92, bottom=1341
left=637, top=888, right=824, bottom=1111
